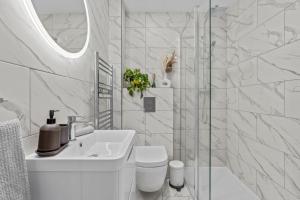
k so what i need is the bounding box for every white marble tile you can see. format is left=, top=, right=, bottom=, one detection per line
left=125, top=13, right=146, bottom=28
left=200, top=129, right=226, bottom=150
left=109, top=0, right=121, bottom=17
left=109, top=39, right=122, bottom=64
left=258, top=41, right=300, bottom=83
left=285, top=154, right=300, bottom=196
left=227, top=110, right=257, bottom=140
left=113, top=65, right=122, bottom=112
left=126, top=28, right=146, bottom=48
left=145, top=88, right=173, bottom=111
left=122, top=111, right=145, bottom=133
left=285, top=80, right=300, bottom=119
left=209, top=89, right=227, bottom=109
left=211, top=10, right=227, bottom=28
left=239, top=0, right=257, bottom=14
left=258, top=0, right=294, bottom=24
left=181, top=33, right=195, bottom=50
left=238, top=12, right=284, bottom=61
left=226, top=39, right=239, bottom=67
left=258, top=56, right=300, bottom=83
left=257, top=114, right=300, bottom=159
left=184, top=130, right=196, bottom=160
left=239, top=58, right=258, bottom=86
left=135, top=133, right=146, bottom=146
left=113, top=111, right=121, bottom=129
left=145, top=111, right=173, bottom=134
left=226, top=2, right=239, bottom=28
left=238, top=82, right=284, bottom=115
left=173, top=149, right=181, bottom=160
left=145, top=133, right=173, bottom=159
left=198, top=89, right=209, bottom=110
left=183, top=109, right=197, bottom=131
left=30, top=70, right=90, bottom=134
left=226, top=153, right=257, bottom=193
left=211, top=69, right=227, bottom=89
left=109, top=16, right=121, bottom=40
left=208, top=109, right=227, bottom=131
left=238, top=137, right=285, bottom=186
left=285, top=1, right=300, bottom=44
left=226, top=131, right=239, bottom=156
left=184, top=65, right=198, bottom=89
left=227, top=88, right=238, bottom=109
left=125, top=47, right=146, bottom=69
left=234, top=1, right=258, bottom=39
left=198, top=149, right=226, bottom=167
left=122, top=89, right=144, bottom=111
left=173, top=129, right=181, bottom=150
left=256, top=171, right=299, bottom=200
left=146, top=28, right=180, bottom=48
left=146, top=12, right=193, bottom=28
left=173, top=108, right=181, bottom=130
left=0, top=62, right=30, bottom=137
left=173, top=89, right=181, bottom=111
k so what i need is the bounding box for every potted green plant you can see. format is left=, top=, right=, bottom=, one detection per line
left=123, top=68, right=150, bottom=98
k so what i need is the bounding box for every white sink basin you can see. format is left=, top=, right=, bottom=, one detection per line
left=26, top=130, right=136, bottom=171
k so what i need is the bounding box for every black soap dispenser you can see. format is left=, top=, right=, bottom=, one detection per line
left=37, top=110, right=61, bottom=153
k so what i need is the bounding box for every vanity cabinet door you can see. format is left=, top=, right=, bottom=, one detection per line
left=82, top=171, right=119, bottom=200
left=119, top=147, right=136, bottom=200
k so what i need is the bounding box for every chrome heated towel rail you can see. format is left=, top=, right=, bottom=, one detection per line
left=94, top=52, right=113, bottom=130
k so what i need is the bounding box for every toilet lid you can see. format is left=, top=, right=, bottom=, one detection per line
left=135, top=146, right=168, bottom=168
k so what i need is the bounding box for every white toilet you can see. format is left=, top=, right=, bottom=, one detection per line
left=135, top=146, right=168, bottom=192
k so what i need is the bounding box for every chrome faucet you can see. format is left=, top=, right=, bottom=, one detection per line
left=67, top=116, right=92, bottom=141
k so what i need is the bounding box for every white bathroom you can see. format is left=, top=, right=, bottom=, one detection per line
left=0, top=0, right=300, bottom=200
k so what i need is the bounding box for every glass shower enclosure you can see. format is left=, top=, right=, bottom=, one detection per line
left=179, top=3, right=212, bottom=200
left=181, top=2, right=221, bottom=200
left=180, top=1, right=254, bottom=200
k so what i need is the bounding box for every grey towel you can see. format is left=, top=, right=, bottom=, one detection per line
left=0, top=119, right=30, bottom=200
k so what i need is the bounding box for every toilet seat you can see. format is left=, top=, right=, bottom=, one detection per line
left=135, top=146, right=168, bottom=168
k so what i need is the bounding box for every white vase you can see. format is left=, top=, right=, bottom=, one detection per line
left=160, top=73, right=171, bottom=88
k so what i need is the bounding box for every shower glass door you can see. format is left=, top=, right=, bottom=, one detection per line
left=180, top=2, right=212, bottom=200
left=197, top=3, right=212, bottom=200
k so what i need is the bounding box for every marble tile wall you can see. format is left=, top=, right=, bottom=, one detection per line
left=0, top=0, right=110, bottom=155
left=123, top=12, right=193, bottom=160
left=122, top=88, right=174, bottom=159
left=225, top=0, right=300, bottom=199
left=109, top=0, right=123, bottom=129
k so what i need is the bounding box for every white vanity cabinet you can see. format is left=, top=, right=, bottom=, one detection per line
left=26, top=130, right=136, bottom=200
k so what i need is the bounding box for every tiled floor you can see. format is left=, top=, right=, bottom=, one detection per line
left=135, top=179, right=193, bottom=200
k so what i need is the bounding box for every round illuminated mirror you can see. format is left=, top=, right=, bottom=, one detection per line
left=27, top=0, right=90, bottom=58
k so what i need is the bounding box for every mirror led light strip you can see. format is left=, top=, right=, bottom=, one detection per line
left=23, top=0, right=91, bottom=59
